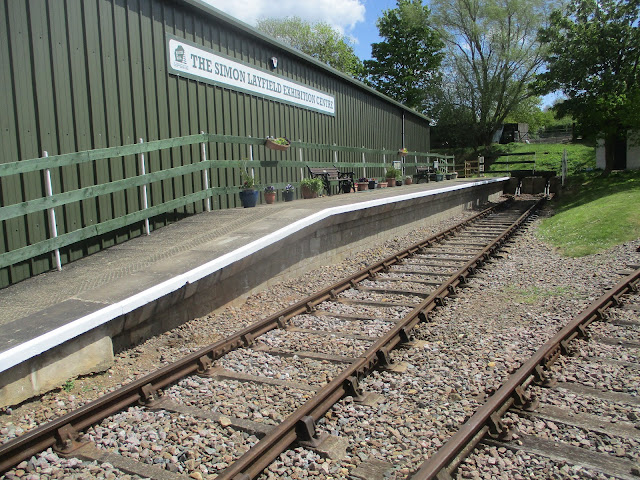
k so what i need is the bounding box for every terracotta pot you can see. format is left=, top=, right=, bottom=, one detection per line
left=265, top=138, right=290, bottom=151
left=378, top=182, right=388, bottom=188
left=264, top=192, right=276, bottom=204
left=386, top=178, right=396, bottom=187
left=404, top=177, right=413, bottom=185
left=301, top=185, right=318, bottom=199
left=356, top=182, right=369, bottom=191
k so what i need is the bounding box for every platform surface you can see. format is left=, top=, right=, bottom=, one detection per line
left=0, top=178, right=504, bottom=372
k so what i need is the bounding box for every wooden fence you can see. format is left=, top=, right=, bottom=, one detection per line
left=0, top=133, right=453, bottom=286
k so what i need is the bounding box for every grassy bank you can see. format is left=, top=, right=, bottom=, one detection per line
left=437, top=142, right=596, bottom=176
left=538, top=170, right=640, bottom=256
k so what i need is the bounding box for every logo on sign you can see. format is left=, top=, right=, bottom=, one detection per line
left=173, top=44, right=188, bottom=71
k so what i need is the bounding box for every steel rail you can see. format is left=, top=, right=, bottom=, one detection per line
left=0, top=199, right=513, bottom=474
left=410, top=265, right=640, bottom=480
left=215, top=198, right=544, bottom=479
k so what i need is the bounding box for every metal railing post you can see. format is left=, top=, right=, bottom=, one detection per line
left=43, top=151, right=62, bottom=271
left=201, top=131, right=211, bottom=212
left=138, top=139, right=150, bottom=235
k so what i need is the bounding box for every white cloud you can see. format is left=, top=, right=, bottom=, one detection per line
left=204, top=0, right=366, bottom=35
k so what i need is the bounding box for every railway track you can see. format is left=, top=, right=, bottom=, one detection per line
left=0, top=197, right=543, bottom=479
left=411, top=265, right=640, bottom=480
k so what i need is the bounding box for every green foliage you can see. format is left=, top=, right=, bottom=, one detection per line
left=503, top=285, right=573, bottom=304
left=431, top=0, right=550, bottom=147
left=256, top=17, right=363, bottom=77
left=363, top=0, right=444, bottom=114
left=63, top=379, right=75, bottom=392
left=538, top=170, right=640, bottom=256
left=385, top=166, right=402, bottom=179
left=300, top=177, right=324, bottom=193
left=240, top=169, right=255, bottom=190
left=534, top=0, right=640, bottom=171
left=484, top=143, right=595, bottom=175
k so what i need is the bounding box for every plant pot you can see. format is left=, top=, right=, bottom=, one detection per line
left=356, top=182, right=369, bottom=191
left=450, top=172, right=458, bottom=179
left=341, top=183, right=352, bottom=193
left=264, top=192, right=276, bottom=204
left=265, top=138, right=290, bottom=151
left=386, top=178, right=396, bottom=187
left=404, top=177, right=413, bottom=185
left=397, top=179, right=403, bottom=186
left=301, top=185, right=318, bottom=199
left=377, top=182, right=388, bottom=188
left=283, top=190, right=294, bottom=202
left=239, top=189, right=259, bottom=208
left=368, top=180, right=377, bottom=190
left=435, top=174, right=444, bottom=182
left=398, top=150, right=408, bottom=157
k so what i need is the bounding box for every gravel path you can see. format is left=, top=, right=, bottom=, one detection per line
left=1, top=200, right=639, bottom=480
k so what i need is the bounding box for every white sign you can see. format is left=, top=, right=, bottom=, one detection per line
left=167, top=35, right=336, bottom=116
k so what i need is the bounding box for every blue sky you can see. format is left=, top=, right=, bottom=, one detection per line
left=208, top=0, right=396, bottom=60
left=207, top=0, right=560, bottom=108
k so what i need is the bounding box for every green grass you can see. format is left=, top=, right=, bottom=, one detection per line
left=502, top=285, right=573, bottom=304
left=538, top=170, right=640, bottom=257
left=485, top=142, right=596, bottom=176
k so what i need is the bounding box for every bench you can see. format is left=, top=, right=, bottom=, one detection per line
left=414, top=166, right=433, bottom=183
left=307, top=166, right=354, bottom=195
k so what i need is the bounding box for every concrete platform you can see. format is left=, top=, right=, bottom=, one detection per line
left=0, top=177, right=507, bottom=407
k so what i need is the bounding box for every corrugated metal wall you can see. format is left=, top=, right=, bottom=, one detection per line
left=0, top=0, right=431, bottom=287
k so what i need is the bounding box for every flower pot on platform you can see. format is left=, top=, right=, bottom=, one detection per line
left=356, top=182, right=369, bottom=191
left=283, top=190, right=294, bottom=202
left=378, top=182, right=388, bottom=188
left=239, top=189, right=259, bottom=208
left=387, top=178, right=396, bottom=187
left=264, top=192, right=276, bottom=204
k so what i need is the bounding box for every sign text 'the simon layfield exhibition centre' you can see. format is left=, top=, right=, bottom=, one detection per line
left=167, top=35, right=336, bottom=116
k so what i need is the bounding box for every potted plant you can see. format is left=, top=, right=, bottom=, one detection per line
left=398, top=147, right=408, bottom=157
left=300, top=177, right=323, bottom=199
left=356, top=177, right=369, bottom=191
left=265, top=136, right=291, bottom=151
left=264, top=185, right=276, bottom=204
left=385, top=166, right=401, bottom=187
left=378, top=179, right=388, bottom=188
left=368, top=178, right=377, bottom=190
left=404, top=175, right=413, bottom=185
left=239, top=170, right=259, bottom=207
left=435, top=168, right=445, bottom=182
left=283, top=184, right=295, bottom=202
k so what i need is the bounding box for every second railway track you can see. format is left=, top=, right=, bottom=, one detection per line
left=1, top=196, right=638, bottom=480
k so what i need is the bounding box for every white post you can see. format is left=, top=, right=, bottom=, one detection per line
left=249, top=135, right=255, bottom=181
left=362, top=146, right=366, bottom=179
left=43, top=151, right=62, bottom=271
left=299, top=139, right=303, bottom=179
left=334, top=145, right=338, bottom=165
left=201, top=131, right=211, bottom=212
left=138, top=139, right=150, bottom=235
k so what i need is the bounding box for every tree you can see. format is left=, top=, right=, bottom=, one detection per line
left=431, top=0, right=551, bottom=148
left=534, top=0, right=640, bottom=174
left=363, top=0, right=444, bottom=114
left=256, top=17, right=363, bottom=77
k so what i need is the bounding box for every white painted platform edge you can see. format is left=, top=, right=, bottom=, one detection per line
left=0, top=178, right=507, bottom=372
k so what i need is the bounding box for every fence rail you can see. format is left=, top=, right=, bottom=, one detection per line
left=0, top=133, right=453, bottom=277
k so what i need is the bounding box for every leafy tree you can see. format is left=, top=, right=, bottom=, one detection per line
left=534, top=0, right=640, bottom=174
left=256, top=17, right=363, bottom=77
left=431, top=0, right=551, bottom=148
left=363, top=0, right=445, bottom=114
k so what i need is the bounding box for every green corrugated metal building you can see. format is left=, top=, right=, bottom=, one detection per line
left=0, top=0, right=431, bottom=287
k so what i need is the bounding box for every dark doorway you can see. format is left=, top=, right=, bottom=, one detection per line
left=614, top=135, right=627, bottom=170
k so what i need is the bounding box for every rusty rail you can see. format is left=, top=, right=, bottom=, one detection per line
left=410, top=265, right=640, bottom=480
left=215, top=198, right=544, bottom=479
left=0, top=199, right=513, bottom=473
